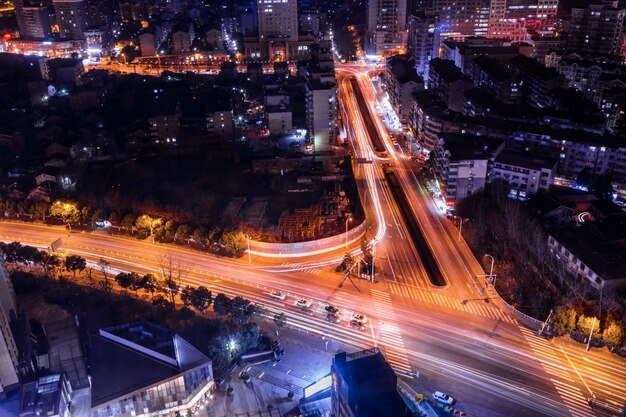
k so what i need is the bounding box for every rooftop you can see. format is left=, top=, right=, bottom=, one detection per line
left=429, top=58, right=464, bottom=83
left=440, top=133, right=504, bottom=161
left=494, top=150, right=557, bottom=171
left=332, top=349, right=411, bottom=417
left=19, top=374, right=67, bottom=417
left=90, top=321, right=211, bottom=407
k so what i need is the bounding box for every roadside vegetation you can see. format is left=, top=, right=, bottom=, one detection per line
left=1, top=241, right=270, bottom=378
left=455, top=182, right=625, bottom=351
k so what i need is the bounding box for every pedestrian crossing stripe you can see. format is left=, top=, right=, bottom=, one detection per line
left=371, top=289, right=412, bottom=372
left=388, top=283, right=517, bottom=324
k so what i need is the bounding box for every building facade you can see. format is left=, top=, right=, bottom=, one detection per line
left=432, top=0, right=491, bottom=36
left=568, top=2, right=626, bottom=56
left=492, top=150, right=557, bottom=199
left=13, top=0, right=52, bottom=39
left=53, top=0, right=88, bottom=40
left=407, top=13, right=440, bottom=77
left=0, top=250, right=19, bottom=398
left=365, top=0, right=408, bottom=55
left=306, top=74, right=337, bottom=153
left=90, top=322, right=213, bottom=417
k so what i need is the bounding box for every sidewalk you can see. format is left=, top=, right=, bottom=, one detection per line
left=204, top=328, right=352, bottom=417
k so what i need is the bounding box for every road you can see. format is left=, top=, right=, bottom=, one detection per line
left=1, top=64, right=625, bottom=416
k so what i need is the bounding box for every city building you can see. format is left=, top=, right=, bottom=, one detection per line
left=89, top=321, right=213, bottom=417
left=365, top=0, right=408, bottom=55
left=491, top=150, right=557, bottom=199
left=306, top=73, right=337, bottom=152
left=431, top=0, right=491, bottom=36
left=466, top=56, right=522, bottom=105
left=46, top=58, right=85, bottom=86
left=527, top=31, right=565, bottom=62
left=386, top=55, right=424, bottom=123
left=12, top=0, right=52, bottom=39
left=432, top=133, right=505, bottom=205
left=5, top=38, right=85, bottom=58
left=407, top=13, right=440, bottom=77
left=410, top=90, right=461, bottom=152
left=258, top=0, right=298, bottom=42
left=547, top=221, right=626, bottom=290
left=487, top=0, right=559, bottom=43
left=427, top=58, right=473, bottom=112
left=440, top=37, right=522, bottom=74
left=568, top=2, right=626, bottom=56
left=510, top=54, right=563, bottom=108
left=171, top=24, right=194, bottom=54
left=52, top=0, right=88, bottom=40
left=265, top=94, right=293, bottom=134
left=331, top=348, right=412, bottom=417
left=19, top=374, right=72, bottom=417
left=299, top=9, right=320, bottom=36
left=0, top=250, right=20, bottom=398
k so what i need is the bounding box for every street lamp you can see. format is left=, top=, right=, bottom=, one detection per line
left=245, top=234, right=251, bottom=265
left=451, top=215, right=463, bottom=242
left=484, top=254, right=495, bottom=288
left=345, top=216, right=352, bottom=251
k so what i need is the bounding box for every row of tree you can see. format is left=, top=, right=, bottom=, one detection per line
left=550, top=306, right=625, bottom=348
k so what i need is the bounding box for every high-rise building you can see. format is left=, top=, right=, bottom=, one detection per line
left=432, top=0, right=491, bottom=36
left=258, top=0, right=298, bottom=42
left=488, top=0, right=558, bottom=42
left=407, top=13, right=440, bottom=77
left=52, top=0, right=87, bottom=40
left=0, top=251, right=20, bottom=398
left=13, top=0, right=52, bottom=39
left=331, top=348, right=412, bottom=417
left=568, top=2, right=626, bottom=56
left=366, top=0, right=408, bottom=55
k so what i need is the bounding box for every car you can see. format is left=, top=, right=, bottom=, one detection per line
left=351, top=313, right=368, bottom=323
left=324, top=305, right=340, bottom=314
left=432, top=391, right=454, bottom=405
left=269, top=290, right=286, bottom=300
left=295, top=298, right=312, bottom=308
left=350, top=319, right=366, bottom=331
left=326, top=313, right=341, bottom=324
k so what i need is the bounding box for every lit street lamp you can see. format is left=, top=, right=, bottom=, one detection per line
left=345, top=216, right=352, bottom=252
left=450, top=214, right=463, bottom=242
left=484, top=254, right=495, bottom=288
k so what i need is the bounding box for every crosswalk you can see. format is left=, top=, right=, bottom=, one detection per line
left=278, top=263, right=324, bottom=275
left=389, top=282, right=517, bottom=324
left=371, top=289, right=412, bottom=375
left=518, top=326, right=592, bottom=417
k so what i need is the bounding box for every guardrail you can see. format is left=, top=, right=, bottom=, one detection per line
left=248, top=220, right=367, bottom=256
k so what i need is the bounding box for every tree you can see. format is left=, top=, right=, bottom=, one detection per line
left=64, top=255, right=87, bottom=278
left=602, top=321, right=625, bottom=348
left=192, top=227, right=207, bottom=246
left=550, top=306, right=577, bottom=335
left=274, top=312, right=287, bottom=329
left=181, top=286, right=212, bottom=312
left=213, top=293, right=231, bottom=316
left=98, top=258, right=110, bottom=282
left=220, top=229, right=247, bottom=253
left=140, top=273, right=160, bottom=299
left=175, top=224, right=192, bottom=241
left=229, top=296, right=253, bottom=323
left=115, top=272, right=138, bottom=293
left=108, top=210, right=120, bottom=226
left=121, top=214, right=137, bottom=233
left=135, top=215, right=162, bottom=237
left=91, top=208, right=105, bottom=225
left=43, top=253, right=63, bottom=279
left=159, top=255, right=183, bottom=307
left=577, top=315, right=601, bottom=339
left=49, top=200, right=81, bottom=225
left=152, top=295, right=173, bottom=316
left=162, top=220, right=177, bottom=240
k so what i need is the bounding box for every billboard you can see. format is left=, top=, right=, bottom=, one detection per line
left=303, top=373, right=332, bottom=398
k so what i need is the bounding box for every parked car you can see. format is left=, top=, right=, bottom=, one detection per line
left=350, top=319, right=366, bottom=331
left=269, top=290, right=286, bottom=300
left=432, top=391, right=454, bottom=405
left=324, top=305, right=340, bottom=314
left=351, top=313, right=368, bottom=323
left=295, top=299, right=312, bottom=308
left=326, top=313, right=341, bottom=324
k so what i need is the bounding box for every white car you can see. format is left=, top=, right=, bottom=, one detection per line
left=295, top=298, right=312, bottom=309
left=351, top=313, right=368, bottom=324
left=269, top=290, right=286, bottom=300
left=432, top=391, right=454, bottom=405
